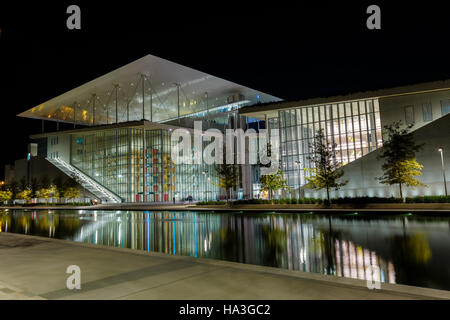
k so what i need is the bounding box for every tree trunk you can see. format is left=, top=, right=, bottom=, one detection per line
left=399, top=183, right=405, bottom=203
left=270, top=189, right=274, bottom=205
left=326, top=186, right=331, bottom=206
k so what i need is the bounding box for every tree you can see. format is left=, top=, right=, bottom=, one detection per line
left=19, top=177, right=28, bottom=192
left=378, top=121, right=425, bottom=202
left=305, top=129, right=348, bottom=204
left=0, top=190, right=12, bottom=203
left=213, top=164, right=240, bottom=202
left=259, top=169, right=290, bottom=204
left=7, top=180, right=19, bottom=200
left=40, top=175, right=51, bottom=189
left=30, top=177, right=40, bottom=198
left=53, top=175, right=65, bottom=200
left=379, top=158, right=426, bottom=200
left=39, top=186, right=58, bottom=203
left=63, top=187, right=82, bottom=200
left=16, top=189, right=32, bottom=202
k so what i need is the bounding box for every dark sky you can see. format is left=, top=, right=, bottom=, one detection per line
left=1, top=1, right=449, bottom=178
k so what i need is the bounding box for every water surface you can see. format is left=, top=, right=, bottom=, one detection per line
left=1, top=209, right=449, bottom=291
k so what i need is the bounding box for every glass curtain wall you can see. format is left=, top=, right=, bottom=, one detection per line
left=278, top=99, right=382, bottom=190
left=70, top=127, right=219, bottom=202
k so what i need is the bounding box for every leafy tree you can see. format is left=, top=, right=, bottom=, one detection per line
left=53, top=176, right=65, bottom=200
left=16, top=189, right=32, bottom=201
left=63, top=187, right=82, bottom=199
left=0, top=190, right=12, bottom=203
left=6, top=180, right=19, bottom=200
left=305, top=129, right=348, bottom=204
left=379, top=158, right=426, bottom=201
left=378, top=121, right=425, bottom=201
left=213, top=164, right=240, bottom=202
left=259, top=169, right=290, bottom=204
left=19, top=176, right=28, bottom=192
left=39, top=186, right=58, bottom=203
left=30, top=177, right=40, bottom=198
left=40, top=175, right=51, bottom=189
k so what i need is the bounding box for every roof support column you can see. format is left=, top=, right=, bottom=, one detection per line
left=73, top=102, right=76, bottom=128
left=175, top=83, right=180, bottom=125
left=150, top=78, right=153, bottom=122
left=205, top=92, right=208, bottom=126
left=126, top=99, right=130, bottom=122
left=57, top=107, right=60, bottom=131
left=141, top=74, right=145, bottom=120
left=92, top=94, right=96, bottom=126
left=114, top=84, right=119, bottom=124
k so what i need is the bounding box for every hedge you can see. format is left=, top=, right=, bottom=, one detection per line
left=196, top=196, right=450, bottom=205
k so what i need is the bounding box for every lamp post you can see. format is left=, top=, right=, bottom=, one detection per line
left=438, top=147, right=448, bottom=197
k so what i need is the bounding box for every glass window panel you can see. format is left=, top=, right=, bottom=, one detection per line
left=376, top=129, right=383, bottom=147
left=374, top=99, right=380, bottom=112
left=346, top=117, right=354, bottom=133
left=353, top=117, right=360, bottom=132
left=325, top=105, right=331, bottom=120
left=345, top=103, right=352, bottom=117
left=441, top=99, right=450, bottom=116
left=302, top=108, right=308, bottom=124
left=332, top=104, right=338, bottom=119
left=313, top=107, right=319, bottom=123
left=319, top=105, right=325, bottom=122
left=307, top=108, right=313, bottom=123
left=422, top=102, right=432, bottom=121
left=359, top=101, right=367, bottom=114
left=297, top=109, right=302, bottom=124
left=359, top=114, right=367, bottom=131
left=367, top=100, right=374, bottom=113
left=290, top=109, right=296, bottom=126
left=404, top=105, right=415, bottom=125
left=352, top=102, right=359, bottom=115
left=338, top=103, right=345, bottom=118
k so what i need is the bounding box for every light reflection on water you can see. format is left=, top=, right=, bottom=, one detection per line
left=0, top=209, right=449, bottom=290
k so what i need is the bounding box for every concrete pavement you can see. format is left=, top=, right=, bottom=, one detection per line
left=0, top=232, right=449, bottom=300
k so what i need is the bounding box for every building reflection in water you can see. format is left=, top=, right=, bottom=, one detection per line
left=1, top=209, right=449, bottom=289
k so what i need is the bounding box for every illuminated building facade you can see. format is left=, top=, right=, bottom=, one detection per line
left=241, top=80, right=450, bottom=198
left=20, top=54, right=280, bottom=203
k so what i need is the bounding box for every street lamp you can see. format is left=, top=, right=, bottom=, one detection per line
left=438, top=147, right=448, bottom=197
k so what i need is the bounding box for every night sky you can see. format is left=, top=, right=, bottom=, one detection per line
left=0, top=1, right=449, bottom=179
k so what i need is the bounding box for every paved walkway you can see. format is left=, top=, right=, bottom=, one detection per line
left=0, top=233, right=449, bottom=300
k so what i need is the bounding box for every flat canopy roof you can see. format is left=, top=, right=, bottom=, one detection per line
left=240, top=79, right=450, bottom=119
left=18, top=54, right=281, bottom=125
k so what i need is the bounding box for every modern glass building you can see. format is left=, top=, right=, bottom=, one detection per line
left=241, top=80, right=450, bottom=198
left=277, top=98, right=383, bottom=189
left=17, top=53, right=450, bottom=201
left=20, top=54, right=281, bottom=203
left=68, top=125, right=218, bottom=203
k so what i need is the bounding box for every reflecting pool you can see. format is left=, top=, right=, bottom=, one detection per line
left=0, top=209, right=449, bottom=290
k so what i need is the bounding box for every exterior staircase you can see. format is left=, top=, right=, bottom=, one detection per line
left=46, top=157, right=122, bottom=203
